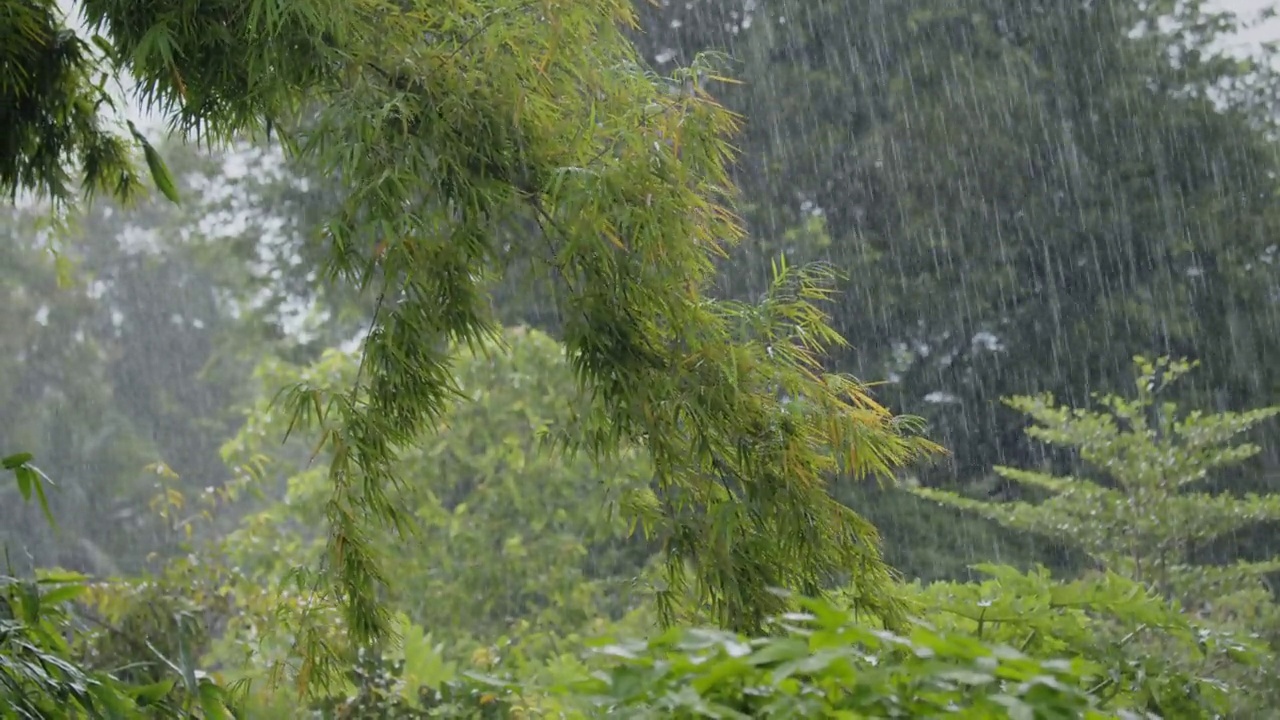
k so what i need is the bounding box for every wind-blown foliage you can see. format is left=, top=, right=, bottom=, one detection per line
left=0, top=0, right=942, bottom=641
left=0, top=569, right=137, bottom=719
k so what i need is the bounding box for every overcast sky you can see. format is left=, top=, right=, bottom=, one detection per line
left=1219, top=0, right=1280, bottom=48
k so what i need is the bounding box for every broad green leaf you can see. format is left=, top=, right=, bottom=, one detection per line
left=14, top=464, right=32, bottom=501
left=127, top=122, right=180, bottom=204
left=21, top=466, right=56, bottom=528
left=197, top=678, right=234, bottom=720
left=2, top=452, right=33, bottom=470
left=130, top=678, right=176, bottom=705
left=38, top=583, right=88, bottom=607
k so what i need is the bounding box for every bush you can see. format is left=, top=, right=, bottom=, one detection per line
left=219, top=327, right=659, bottom=655
left=899, top=564, right=1254, bottom=717
left=268, top=596, right=1124, bottom=718
left=2, top=455, right=237, bottom=718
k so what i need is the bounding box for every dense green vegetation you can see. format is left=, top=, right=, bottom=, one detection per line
left=6, top=0, right=1280, bottom=717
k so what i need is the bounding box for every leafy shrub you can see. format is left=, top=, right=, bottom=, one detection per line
left=405, top=594, right=1123, bottom=719
left=901, top=563, right=1253, bottom=717
left=219, top=327, right=659, bottom=653
left=2, top=454, right=237, bottom=718
left=268, top=595, right=1127, bottom=719
left=0, top=569, right=143, bottom=718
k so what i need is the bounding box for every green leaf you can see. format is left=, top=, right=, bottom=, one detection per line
left=991, top=695, right=1036, bottom=720
left=127, top=121, right=180, bottom=204
left=197, top=678, right=234, bottom=720
left=2, top=452, right=33, bottom=470
left=461, top=672, right=513, bottom=688
left=130, top=678, right=176, bottom=705
left=90, top=34, right=116, bottom=60
left=53, top=252, right=76, bottom=289
left=142, top=142, right=181, bottom=204
left=937, top=669, right=996, bottom=686
left=36, top=570, right=89, bottom=584
left=16, top=580, right=41, bottom=623
left=22, top=466, right=56, bottom=528
left=38, top=583, right=87, bottom=607
left=399, top=620, right=456, bottom=706
left=14, top=464, right=32, bottom=501
left=88, top=678, right=136, bottom=716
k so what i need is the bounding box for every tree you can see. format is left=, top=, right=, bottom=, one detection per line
left=631, top=0, right=1280, bottom=490
left=0, top=207, right=161, bottom=573
left=219, top=327, right=658, bottom=653
left=913, top=356, right=1280, bottom=603
left=2, top=0, right=940, bottom=642
left=911, top=356, right=1280, bottom=714
left=0, top=138, right=358, bottom=574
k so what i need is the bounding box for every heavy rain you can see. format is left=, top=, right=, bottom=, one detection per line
left=4, top=0, right=1280, bottom=717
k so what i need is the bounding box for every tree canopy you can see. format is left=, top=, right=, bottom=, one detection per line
left=630, top=0, right=1280, bottom=490
left=2, top=0, right=939, bottom=642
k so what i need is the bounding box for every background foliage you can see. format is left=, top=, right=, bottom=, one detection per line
left=220, top=328, right=658, bottom=653
left=7, top=0, right=1280, bottom=717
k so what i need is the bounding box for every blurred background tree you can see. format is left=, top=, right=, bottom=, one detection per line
left=619, top=0, right=1280, bottom=579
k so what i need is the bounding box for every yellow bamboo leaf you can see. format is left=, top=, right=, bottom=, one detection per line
left=296, top=654, right=313, bottom=699
left=602, top=227, right=626, bottom=250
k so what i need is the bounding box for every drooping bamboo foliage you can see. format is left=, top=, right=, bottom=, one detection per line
left=3, top=0, right=940, bottom=645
